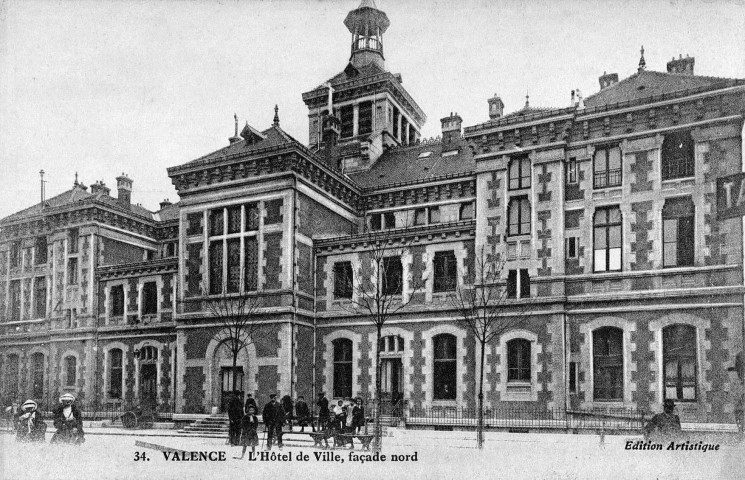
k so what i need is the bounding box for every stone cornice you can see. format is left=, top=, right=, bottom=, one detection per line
left=314, top=219, right=476, bottom=254
left=363, top=178, right=476, bottom=211
left=97, top=258, right=178, bottom=280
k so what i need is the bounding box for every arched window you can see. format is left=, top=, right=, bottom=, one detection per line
left=109, top=349, right=123, bottom=399
left=433, top=334, right=457, bottom=400
left=663, top=324, right=697, bottom=401
left=333, top=339, right=353, bottom=398
left=661, top=131, right=694, bottom=180
left=508, top=197, right=531, bottom=236
left=140, top=346, right=158, bottom=362
left=593, top=327, right=623, bottom=401
left=64, top=356, right=77, bottom=387
left=5, top=354, right=19, bottom=398
left=662, top=197, right=694, bottom=267
left=379, top=335, right=404, bottom=353
left=31, top=353, right=44, bottom=398
left=507, top=339, right=531, bottom=382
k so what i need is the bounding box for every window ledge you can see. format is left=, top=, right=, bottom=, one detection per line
left=431, top=400, right=458, bottom=407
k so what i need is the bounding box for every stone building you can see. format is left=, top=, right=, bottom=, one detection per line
left=2, top=0, right=745, bottom=425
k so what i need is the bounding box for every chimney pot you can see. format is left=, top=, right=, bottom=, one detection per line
left=440, top=112, right=463, bottom=146
left=488, top=94, right=504, bottom=120
left=116, top=173, right=133, bottom=208
left=667, top=54, right=695, bottom=75
left=599, top=72, right=619, bottom=90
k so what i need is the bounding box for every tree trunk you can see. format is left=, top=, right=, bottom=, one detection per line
left=374, top=324, right=383, bottom=452
left=478, top=339, right=485, bottom=449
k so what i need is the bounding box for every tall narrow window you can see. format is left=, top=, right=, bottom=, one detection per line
left=661, top=131, right=694, bottom=180
left=569, top=361, right=578, bottom=394
left=428, top=207, right=441, bottom=224
left=109, top=349, right=123, bottom=399
left=142, top=282, right=158, bottom=315
left=31, top=352, right=44, bottom=398
left=209, top=242, right=223, bottom=295
left=384, top=211, right=396, bottom=229
left=507, top=270, right=530, bottom=298
left=509, top=156, right=531, bottom=190
left=333, top=261, right=353, bottom=299
left=433, top=334, right=457, bottom=400
left=370, top=214, right=382, bottom=231
left=111, top=285, right=125, bottom=316
left=508, top=197, right=531, bottom=236
left=663, top=324, right=697, bottom=401
left=226, top=239, right=241, bottom=293
left=5, top=354, right=19, bottom=397
left=65, top=356, right=77, bottom=387
left=67, top=258, right=78, bottom=285
left=34, top=277, right=46, bottom=318
left=593, top=327, right=623, bottom=401
left=663, top=197, right=694, bottom=267
left=245, top=203, right=260, bottom=231
left=566, top=237, right=579, bottom=259
left=244, top=236, right=259, bottom=291
left=340, top=105, right=354, bottom=138
left=10, top=241, right=21, bottom=268
left=209, top=209, right=224, bottom=237
left=414, top=208, right=427, bottom=226
left=9, top=280, right=21, bottom=321
left=333, top=338, right=353, bottom=398
left=433, top=251, right=457, bottom=293
left=593, top=146, right=622, bottom=188
left=382, top=256, right=403, bottom=295
left=35, top=237, right=47, bottom=264
left=593, top=206, right=622, bottom=272
left=566, top=157, right=578, bottom=185
left=358, top=101, right=373, bottom=135
left=227, top=205, right=242, bottom=234
left=68, top=228, right=79, bottom=254
left=507, top=338, right=531, bottom=382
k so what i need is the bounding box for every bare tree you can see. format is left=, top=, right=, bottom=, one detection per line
left=340, top=225, right=427, bottom=452
left=450, top=246, right=532, bottom=449
left=201, top=290, right=264, bottom=408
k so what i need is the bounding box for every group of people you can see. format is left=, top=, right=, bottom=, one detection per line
left=10, top=393, right=86, bottom=445
left=226, top=391, right=367, bottom=457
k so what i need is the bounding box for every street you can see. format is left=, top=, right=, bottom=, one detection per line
left=1, top=429, right=743, bottom=480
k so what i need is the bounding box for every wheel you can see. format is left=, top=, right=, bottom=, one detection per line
left=121, top=411, right=138, bottom=429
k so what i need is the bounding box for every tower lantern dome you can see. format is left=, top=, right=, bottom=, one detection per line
left=344, top=0, right=389, bottom=70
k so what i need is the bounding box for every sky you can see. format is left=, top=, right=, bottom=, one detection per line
left=1, top=0, right=744, bottom=219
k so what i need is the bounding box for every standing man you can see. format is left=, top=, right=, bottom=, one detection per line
left=262, top=394, right=284, bottom=450
left=227, top=390, right=244, bottom=446
left=316, top=392, right=329, bottom=431
left=644, top=399, right=682, bottom=441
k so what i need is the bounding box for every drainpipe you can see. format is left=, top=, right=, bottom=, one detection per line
left=290, top=186, right=298, bottom=400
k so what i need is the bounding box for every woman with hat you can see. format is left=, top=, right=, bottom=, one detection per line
left=16, top=400, right=46, bottom=442
left=51, top=393, right=85, bottom=445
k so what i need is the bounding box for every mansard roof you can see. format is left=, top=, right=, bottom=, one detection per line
left=348, top=137, right=475, bottom=189
left=0, top=185, right=155, bottom=225
left=583, top=69, right=741, bottom=108
left=171, top=125, right=296, bottom=171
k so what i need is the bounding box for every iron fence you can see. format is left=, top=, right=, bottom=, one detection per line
left=405, top=405, right=648, bottom=432
left=36, top=401, right=176, bottom=422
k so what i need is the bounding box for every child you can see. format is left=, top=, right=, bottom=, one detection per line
left=235, top=405, right=259, bottom=459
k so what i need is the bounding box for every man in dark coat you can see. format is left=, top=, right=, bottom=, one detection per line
left=227, top=391, right=244, bottom=446
left=316, top=392, right=329, bottom=431
left=262, top=394, right=284, bottom=450
left=244, top=393, right=258, bottom=415
left=644, top=399, right=682, bottom=441
left=294, top=395, right=313, bottom=432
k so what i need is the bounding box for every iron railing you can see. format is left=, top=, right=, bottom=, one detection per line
left=405, top=405, right=648, bottom=431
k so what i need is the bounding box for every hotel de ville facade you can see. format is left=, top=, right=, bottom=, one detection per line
left=2, top=0, right=745, bottom=428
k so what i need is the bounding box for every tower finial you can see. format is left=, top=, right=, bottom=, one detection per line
left=74, top=171, right=79, bottom=187
left=234, top=113, right=238, bottom=137
left=273, top=105, right=280, bottom=127
left=525, top=91, right=530, bottom=108
left=638, top=45, right=646, bottom=72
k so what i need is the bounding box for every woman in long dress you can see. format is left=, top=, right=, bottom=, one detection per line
left=16, top=400, right=46, bottom=442
left=51, top=393, right=85, bottom=445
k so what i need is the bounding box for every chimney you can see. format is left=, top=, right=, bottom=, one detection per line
left=229, top=113, right=241, bottom=144
left=116, top=173, right=133, bottom=207
left=488, top=94, right=504, bottom=120
left=159, top=198, right=172, bottom=209
left=599, top=71, right=619, bottom=90
left=90, top=180, right=111, bottom=196
left=440, top=112, right=463, bottom=146
left=667, top=54, right=695, bottom=75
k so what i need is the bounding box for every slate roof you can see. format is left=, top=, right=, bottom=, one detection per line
left=583, top=70, right=739, bottom=108
left=173, top=125, right=297, bottom=170
left=348, top=139, right=475, bottom=189
left=155, top=202, right=181, bottom=222
left=0, top=185, right=156, bottom=224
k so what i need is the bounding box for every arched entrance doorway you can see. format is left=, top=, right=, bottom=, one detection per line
left=211, top=341, right=250, bottom=413
left=379, top=335, right=404, bottom=414
left=138, top=346, right=158, bottom=410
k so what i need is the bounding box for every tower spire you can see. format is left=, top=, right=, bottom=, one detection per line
left=344, top=0, right=390, bottom=70
left=273, top=105, right=280, bottom=127
left=638, top=45, right=646, bottom=72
